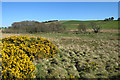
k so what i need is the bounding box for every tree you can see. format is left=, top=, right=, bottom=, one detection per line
left=104, top=18, right=109, bottom=21
left=55, top=22, right=66, bottom=33
left=104, top=17, right=114, bottom=21
left=5, top=27, right=7, bottom=29
left=90, top=22, right=101, bottom=33
left=111, top=17, right=114, bottom=20
left=78, top=23, right=87, bottom=33
left=118, top=17, right=120, bottom=21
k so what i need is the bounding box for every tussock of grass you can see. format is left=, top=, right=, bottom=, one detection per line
left=35, top=47, right=119, bottom=78
left=34, top=31, right=119, bottom=79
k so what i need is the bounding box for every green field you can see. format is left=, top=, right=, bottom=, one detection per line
left=61, top=20, right=118, bottom=30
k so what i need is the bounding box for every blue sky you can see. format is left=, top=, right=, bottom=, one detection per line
left=2, top=2, right=118, bottom=27
left=1, top=0, right=120, bottom=2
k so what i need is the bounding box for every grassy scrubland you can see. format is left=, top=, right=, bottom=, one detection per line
left=1, top=20, right=120, bottom=79
left=32, top=30, right=120, bottom=79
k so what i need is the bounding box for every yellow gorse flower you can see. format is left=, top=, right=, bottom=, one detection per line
left=1, top=35, right=59, bottom=79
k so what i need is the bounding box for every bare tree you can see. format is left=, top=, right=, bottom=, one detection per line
left=78, top=23, right=87, bottom=33
left=90, top=22, right=101, bottom=33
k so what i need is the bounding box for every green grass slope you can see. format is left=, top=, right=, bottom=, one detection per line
left=61, top=20, right=118, bottom=30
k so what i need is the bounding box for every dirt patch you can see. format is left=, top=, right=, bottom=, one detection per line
left=68, top=29, right=118, bottom=33
left=100, top=29, right=118, bottom=33
left=71, top=24, right=79, bottom=26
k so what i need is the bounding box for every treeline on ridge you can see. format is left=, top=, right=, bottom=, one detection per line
left=2, top=21, right=66, bottom=33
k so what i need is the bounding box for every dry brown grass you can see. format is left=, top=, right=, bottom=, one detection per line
left=68, top=29, right=118, bottom=33
left=1, top=29, right=119, bottom=78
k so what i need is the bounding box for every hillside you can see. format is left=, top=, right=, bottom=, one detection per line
left=61, top=20, right=118, bottom=30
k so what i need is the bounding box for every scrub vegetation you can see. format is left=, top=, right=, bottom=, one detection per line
left=1, top=20, right=120, bottom=79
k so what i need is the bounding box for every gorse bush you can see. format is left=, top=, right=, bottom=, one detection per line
left=2, top=36, right=59, bottom=79
left=0, top=41, right=2, bottom=79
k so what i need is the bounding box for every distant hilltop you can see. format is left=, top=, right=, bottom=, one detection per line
left=12, top=20, right=58, bottom=27
left=42, top=20, right=58, bottom=23
left=11, top=20, right=59, bottom=27
left=12, top=21, right=41, bottom=27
